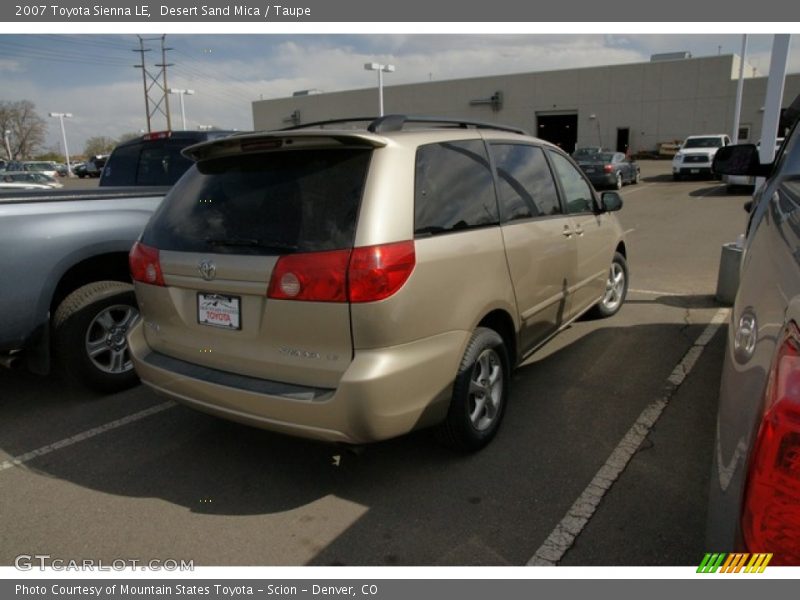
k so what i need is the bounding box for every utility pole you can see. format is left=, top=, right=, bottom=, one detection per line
left=133, top=34, right=174, bottom=132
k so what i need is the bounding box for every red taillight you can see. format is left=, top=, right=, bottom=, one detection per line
left=266, top=241, right=415, bottom=304
left=348, top=241, right=416, bottom=303
left=267, top=249, right=350, bottom=302
left=604, top=164, right=614, bottom=173
left=129, top=242, right=165, bottom=287
left=142, top=131, right=171, bottom=141
left=742, top=322, right=800, bottom=565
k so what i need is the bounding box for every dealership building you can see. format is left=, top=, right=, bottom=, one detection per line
left=251, top=53, right=800, bottom=154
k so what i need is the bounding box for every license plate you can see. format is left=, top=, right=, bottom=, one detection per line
left=584, top=168, right=595, bottom=173
left=690, top=169, right=700, bottom=174
left=198, top=293, right=241, bottom=329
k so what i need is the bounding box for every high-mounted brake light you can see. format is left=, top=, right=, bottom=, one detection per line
left=266, top=241, right=416, bottom=304
left=142, top=131, right=172, bottom=141
left=129, top=242, right=165, bottom=287
left=741, top=321, right=800, bottom=565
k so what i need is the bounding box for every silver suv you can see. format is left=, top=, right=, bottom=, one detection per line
left=127, top=116, right=628, bottom=451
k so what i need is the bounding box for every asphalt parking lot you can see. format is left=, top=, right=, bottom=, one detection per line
left=0, top=161, right=750, bottom=566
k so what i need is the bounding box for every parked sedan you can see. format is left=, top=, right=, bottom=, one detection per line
left=575, top=152, right=640, bottom=190
left=707, top=94, right=800, bottom=565
left=2, top=171, right=63, bottom=188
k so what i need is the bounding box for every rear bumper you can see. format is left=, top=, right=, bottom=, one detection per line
left=128, top=320, right=468, bottom=444
left=673, top=165, right=713, bottom=176
left=585, top=172, right=618, bottom=187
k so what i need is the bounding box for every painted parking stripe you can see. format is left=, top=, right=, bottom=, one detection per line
left=620, top=183, right=656, bottom=195
left=628, top=288, right=683, bottom=297
left=527, top=308, right=730, bottom=566
left=0, top=401, right=175, bottom=474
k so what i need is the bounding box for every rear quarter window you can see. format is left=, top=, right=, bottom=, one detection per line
left=414, top=140, right=498, bottom=236
left=141, top=148, right=371, bottom=255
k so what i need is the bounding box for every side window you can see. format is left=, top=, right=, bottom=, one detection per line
left=414, top=140, right=498, bottom=236
left=490, top=143, right=561, bottom=221
left=548, top=151, right=595, bottom=214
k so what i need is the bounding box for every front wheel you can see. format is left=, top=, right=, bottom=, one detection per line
left=53, top=281, right=140, bottom=393
left=591, top=252, right=629, bottom=318
left=436, top=327, right=510, bottom=452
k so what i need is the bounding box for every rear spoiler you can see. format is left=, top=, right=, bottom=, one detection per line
left=183, top=131, right=389, bottom=162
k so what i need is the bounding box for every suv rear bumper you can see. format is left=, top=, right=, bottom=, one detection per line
left=128, top=320, right=468, bottom=444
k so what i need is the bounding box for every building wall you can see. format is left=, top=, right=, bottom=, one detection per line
left=251, top=55, right=800, bottom=153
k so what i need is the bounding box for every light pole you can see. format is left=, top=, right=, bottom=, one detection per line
left=48, top=112, right=73, bottom=176
left=364, top=62, right=395, bottom=117
left=168, top=88, right=195, bottom=130
left=3, top=129, right=11, bottom=161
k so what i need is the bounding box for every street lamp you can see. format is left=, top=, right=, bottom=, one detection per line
left=3, top=129, right=11, bottom=161
left=364, top=62, right=395, bottom=117
left=168, top=88, right=195, bottom=130
left=48, top=112, right=73, bottom=176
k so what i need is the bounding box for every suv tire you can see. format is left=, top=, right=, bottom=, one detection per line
left=53, top=281, right=140, bottom=393
left=436, top=327, right=510, bottom=452
left=591, top=252, right=629, bottom=318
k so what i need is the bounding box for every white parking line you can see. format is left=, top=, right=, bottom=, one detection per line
left=628, top=288, right=683, bottom=297
left=0, top=401, right=175, bottom=474
left=621, top=183, right=656, bottom=195
left=527, top=308, right=729, bottom=566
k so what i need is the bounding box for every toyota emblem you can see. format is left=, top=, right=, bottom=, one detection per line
left=198, top=259, right=216, bottom=281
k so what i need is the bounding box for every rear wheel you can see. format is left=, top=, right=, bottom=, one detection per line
left=591, top=252, right=628, bottom=318
left=53, top=281, right=140, bottom=393
left=436, top=327, right=510, bottom=452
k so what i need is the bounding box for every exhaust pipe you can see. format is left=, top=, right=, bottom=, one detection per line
left=0, top=352, right=23, bottom=370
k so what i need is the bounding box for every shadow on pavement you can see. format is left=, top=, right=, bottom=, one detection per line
left=0, top=317, right=726, bottom=566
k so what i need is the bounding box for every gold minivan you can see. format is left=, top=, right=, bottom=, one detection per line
left=127, top=116, right=628, bottom=451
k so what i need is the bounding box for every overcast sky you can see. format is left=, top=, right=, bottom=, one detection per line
left=1, top=33, right=800, bottom=156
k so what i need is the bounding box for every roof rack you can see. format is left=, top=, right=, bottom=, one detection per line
left=279, top=115, right=528, bottom=136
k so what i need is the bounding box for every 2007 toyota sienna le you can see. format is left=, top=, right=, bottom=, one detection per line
left=127, top=115, right=628, bottom=451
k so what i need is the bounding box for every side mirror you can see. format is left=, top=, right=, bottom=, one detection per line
left=712, top=144, right=772, bottom=177
left=601, top=191, right=623, bottom=212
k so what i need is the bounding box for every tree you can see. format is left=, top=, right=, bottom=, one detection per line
left=84, top=136, right=117, bottom=157
left=118, top=132, right=142, bottom=143
left=0, top=100, right=47, bottom=160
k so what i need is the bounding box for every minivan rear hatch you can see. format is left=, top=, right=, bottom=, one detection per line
left=135, top=140, right=374, bottom=388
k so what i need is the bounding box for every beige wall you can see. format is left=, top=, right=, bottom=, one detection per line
left=252, top=55, right=800, bottom=153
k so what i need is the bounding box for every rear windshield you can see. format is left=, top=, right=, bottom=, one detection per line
left=684, top=137, right=723, bottom=149
left=100, top=140, right=195, bottom=186
left=141, top=148, right=371, bottom=255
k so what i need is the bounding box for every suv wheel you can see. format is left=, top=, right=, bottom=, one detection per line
left=592, top=252, right=629, bottom=318
left=53, top=281, right=140, bottom=393
left=436, top=327, right=510, bottom=452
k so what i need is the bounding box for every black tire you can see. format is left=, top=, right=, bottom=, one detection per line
left=590, top=252, right=629, bottom=319
left=53, top=281, right=140, bottom=393
left=436, top=327, right=510, bottom=452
